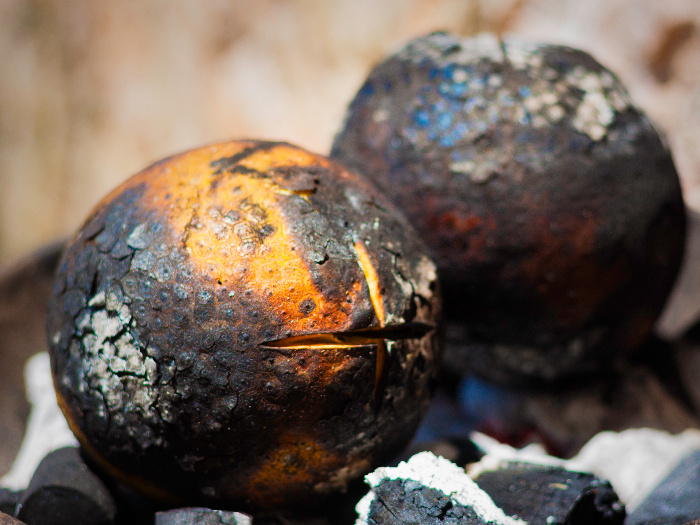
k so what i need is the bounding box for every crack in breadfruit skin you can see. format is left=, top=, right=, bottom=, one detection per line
left=46, top=140, right=441, bottom=512
left=331, top=32, right=686, bottom=383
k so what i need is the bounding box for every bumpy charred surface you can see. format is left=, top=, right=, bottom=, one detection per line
left=47, top=141, right=440, bottom=511
left=331, top=32, right=686, bottom=383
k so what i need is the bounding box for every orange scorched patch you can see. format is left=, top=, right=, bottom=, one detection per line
left=120, top=141, right=366, bottom=336
left=243, top=431, right=359, bottom=508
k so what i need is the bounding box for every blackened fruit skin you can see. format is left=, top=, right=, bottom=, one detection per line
left=47, top=141, right=441, bottom=511
left=331, top=32, right=686, bottom=383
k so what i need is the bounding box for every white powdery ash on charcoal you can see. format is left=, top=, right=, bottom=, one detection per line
left=355, top=451, right=525, bottom=525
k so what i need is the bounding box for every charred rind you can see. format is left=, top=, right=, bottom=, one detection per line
left=209, top=141, right=281, bottom=176
left=331, top=32, right=686, bottom=383
left=47, top=141, right=441, bottom=511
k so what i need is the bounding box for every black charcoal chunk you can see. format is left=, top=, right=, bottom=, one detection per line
left=357, top=452, right=521, bottom=525
left=473, top=462, right=625, bottom=525
left=402, top=437, right=485, bottom=467
left=155, top=508, right=252, bottom=525
left=16, top=447, right=116, bottom=525
left=626, top=449, right=700, bottom=525
left=368, top=478, right=497, bottom=524
left=0, top=489, right=20, bottom=516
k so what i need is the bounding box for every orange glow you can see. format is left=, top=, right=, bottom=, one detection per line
left=115, top=141, right=368, bottom=337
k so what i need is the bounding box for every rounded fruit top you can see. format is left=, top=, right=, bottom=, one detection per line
left=47, top=140, right=441, bottom=511
left=331, top=32, right=686, bottom=383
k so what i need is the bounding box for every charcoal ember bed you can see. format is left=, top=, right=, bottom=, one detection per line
left=0, top=211, right=700, bottom=523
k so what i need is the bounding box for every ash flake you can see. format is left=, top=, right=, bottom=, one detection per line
left=573, top=91, right=615, bottom=141
left=564, top=67, right=629, bottom=141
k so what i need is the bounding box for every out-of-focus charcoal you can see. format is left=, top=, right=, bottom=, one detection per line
left=463, top=359, right=699, bottom=456
left=472, top=462, right=625, bottom=525
left=626, top=449, right=700, bottom=525
left=16, top=446, right=116, bottom=525
left=674, top=340, right=700, bottom=416
left=154, top=508, right=252, bottom=525
left=0, top=511, right=26, bottom=524
left=0, top=241, right=64, bottom=475
left=413, top=335, right=700, bottom=460
left=356, top=452, right=522, bottom=525
left=0, top=489, right=20, bottom=516
left=401, top=437, right=485, bottom=467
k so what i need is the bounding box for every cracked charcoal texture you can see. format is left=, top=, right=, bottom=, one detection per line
left=474, top=463, right=625, bottom=525
left=366, top=478, right=495, bottom=525
left=331, top=32, right=686, bottom=383
left=46, top=140, right=440, bottom=511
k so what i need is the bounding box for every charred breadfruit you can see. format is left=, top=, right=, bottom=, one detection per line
left=331, top=32, right=686, bottom=383
left=46, top=140, right=441, bottom=511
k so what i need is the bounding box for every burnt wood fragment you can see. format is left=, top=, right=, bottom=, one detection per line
left=473, top=462, right=625, bottom=525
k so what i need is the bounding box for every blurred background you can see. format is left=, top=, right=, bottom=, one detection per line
left=1, top=0, right=699, bottom=265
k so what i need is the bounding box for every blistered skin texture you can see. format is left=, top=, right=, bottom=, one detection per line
left=331, top=32, right=686, bottom=383
left=47, top=141, right=440, bottom=511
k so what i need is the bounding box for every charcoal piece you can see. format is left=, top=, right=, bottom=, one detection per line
left=16, top=446, right=116, bottom=525
left=368, top=478, right=502, bottom=524
left=0, top=512, right=25, bottom=524
left=402, top=437, right=485, bottom=467
left=155, top=508, right=252, bottom=525
left=357, top=452, right=521, bottom=525
left=0, top=489, right=20, bottom=516
left=473, top=462, right=625, bottom=525
left=626, top=449, right=700, bottom=525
